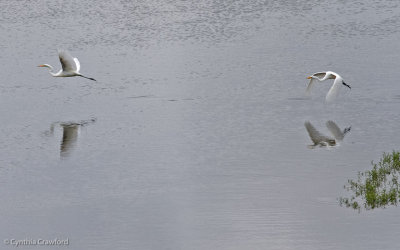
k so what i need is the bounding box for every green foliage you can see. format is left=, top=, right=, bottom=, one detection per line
left=339, top=151, right=400, bottom=211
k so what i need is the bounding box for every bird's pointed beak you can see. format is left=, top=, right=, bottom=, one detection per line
left=37, top=65, right=44, bottom=67
left=307, top=76, right=312, bottom=79
left=343, top=82, right=351, bottom=89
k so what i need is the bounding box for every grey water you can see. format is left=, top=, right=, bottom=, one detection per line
left=1, top=0, right=400, bottom=249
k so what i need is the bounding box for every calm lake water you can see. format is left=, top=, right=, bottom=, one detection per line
left=1, top=0, right=400, bottom=249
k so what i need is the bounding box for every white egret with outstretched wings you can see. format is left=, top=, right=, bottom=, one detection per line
left=306, top=71, right=350, bottom=102
left=38, top=50, right=96, bottom=81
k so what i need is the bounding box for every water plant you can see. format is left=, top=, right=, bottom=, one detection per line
left=339, top=151, right=400, bottom=211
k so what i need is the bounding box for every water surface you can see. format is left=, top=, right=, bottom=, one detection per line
left=1, top=1, right=400, bottom=249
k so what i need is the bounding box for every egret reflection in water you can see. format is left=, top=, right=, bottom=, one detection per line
left=305, top=120, right=351, bottom=149
left=59, top=123, right=79, bottom=158
left=46, top=118, right=96, bottom=157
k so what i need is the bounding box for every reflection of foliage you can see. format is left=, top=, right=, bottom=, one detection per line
left=339, top=151, right=400, bottom=211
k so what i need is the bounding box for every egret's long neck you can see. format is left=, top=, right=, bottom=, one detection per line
left=320, top=73, right=332, bottom=81
left=45, top=64, right=56, bottom=75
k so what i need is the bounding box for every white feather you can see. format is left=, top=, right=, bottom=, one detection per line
left=325, top=76, right=342, bottom=103
left=74, top=58, right=81, bottom=72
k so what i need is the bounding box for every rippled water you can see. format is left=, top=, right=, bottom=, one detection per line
left=1, top=0, right=400, bottom=249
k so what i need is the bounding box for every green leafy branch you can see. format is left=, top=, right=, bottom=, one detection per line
left=339, top=151, right=400, bottom=211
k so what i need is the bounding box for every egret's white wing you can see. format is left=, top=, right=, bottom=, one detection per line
left=306, top=77, right=318, bottom=93
left=305, top=121, right=332, bottom=144
left=74, top=58, right=81, bottom=72
left=325, top=77, right=342, bottom=102
left=58, top=50, right=78, bottom=72
left=326, top=120, right=344, bottom=140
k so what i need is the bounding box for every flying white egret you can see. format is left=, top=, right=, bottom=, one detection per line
left=305, top=120, right=351, bottom=148
left=38, top=50, right=96, bottom=81
left=306, top=71, right=350, bottom=102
